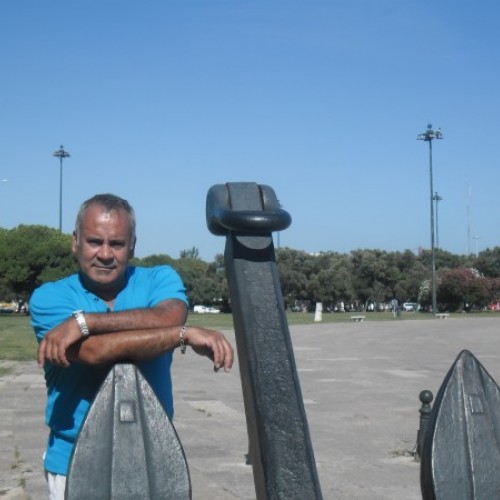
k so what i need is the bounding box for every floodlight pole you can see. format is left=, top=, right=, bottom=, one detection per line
left=52, top=145, right=71, bottom=232
left=434, top=192, right=443, bottom=249
left=417, top=124, right=443, bottom=315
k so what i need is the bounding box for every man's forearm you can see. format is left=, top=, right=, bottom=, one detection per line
left=84, top=299, right=187, bottom=335
left=70, top=300, right=187, bottom=365
left=70, top=326, right=183, bottom=365
left=37, top=299, right=188, bottom=368
left=70, top=323, right=234, bottom=373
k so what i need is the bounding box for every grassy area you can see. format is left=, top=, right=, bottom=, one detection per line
left=0, top=314, right=38, bottom=362
left=1, top=310, right=500, bottom=362
left=189, top=309, right=500, bottom=327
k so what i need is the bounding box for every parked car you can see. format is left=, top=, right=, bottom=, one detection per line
left=193, top=305, right=221, bottom=314
left=403, top=302, right=419, bottom=312
left=0, top=301, right=16, bottom=313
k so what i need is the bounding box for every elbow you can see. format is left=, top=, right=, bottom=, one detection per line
left=68, top=340, right=110, bottom=365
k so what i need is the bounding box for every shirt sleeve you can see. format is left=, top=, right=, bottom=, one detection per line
left=147, top=265, right=188, bottom=307
left=29, top=282, right=77, bottom=343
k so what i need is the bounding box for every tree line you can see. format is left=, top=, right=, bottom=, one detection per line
left=1, top=225, right=499, bottom=313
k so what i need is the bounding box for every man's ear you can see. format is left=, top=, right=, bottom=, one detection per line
left=129, top=238, right=136, bottom=259
left=71, top=231, right=78, bottom=254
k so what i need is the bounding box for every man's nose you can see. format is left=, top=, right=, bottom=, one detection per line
left=97, top=244, right=113, bottom=260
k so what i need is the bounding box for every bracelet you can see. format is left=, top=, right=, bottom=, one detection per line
left=72, top=310, right=90, bottom=337
left=179, top=325, right=187, bottom=354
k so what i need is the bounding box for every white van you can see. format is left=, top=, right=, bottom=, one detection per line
left=193, top=305, right=220, bottom=314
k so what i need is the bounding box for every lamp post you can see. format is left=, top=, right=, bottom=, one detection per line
left=417, top=124, right=443, bottom=315
left=434, top=192, right=443, bottom=249
left=52, top=145, right=71, bottom=232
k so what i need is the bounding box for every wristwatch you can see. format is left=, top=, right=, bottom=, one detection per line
left=72, top=310, right=90, bottom=337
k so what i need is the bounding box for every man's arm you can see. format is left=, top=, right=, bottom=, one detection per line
left=37, top=299, right=233, bottom=372
left=69, top=324, right=234, bottom=373
left=37, top=299, right=186, bottom=367
left=85, top=299, right=188, bottom=334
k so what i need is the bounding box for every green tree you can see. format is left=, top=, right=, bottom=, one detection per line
left=276, top=248, right=312, bottom=308
left=307, top=252, right=356, bottom=309
left=132, top=254, right=175, bottom=267
left=434, top=248, right=469, bottom=271
left=331, top=262, right=356, bottom=305
left=351, top=249, right=395, bottom=306
left=175, top=256, right=214, bottom=307
left=207, top=254, right=230, bottom=311
left=0, top=225, right=76, bottom=299
left=396, top=260, right=428, bottom=303
left=418, top=279, right=432, bottom=311
left=179, top=247, right=200, bottom=260
left=475, top=247, right=500, bottom=278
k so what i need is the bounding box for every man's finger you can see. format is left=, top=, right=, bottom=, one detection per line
left=222, top=340, right=234, bottom=372
left=55, top=340, right=69, bottom=367
left=213, top=338, right=233, bottom=372
left=37, top=340, right=46, bottom=367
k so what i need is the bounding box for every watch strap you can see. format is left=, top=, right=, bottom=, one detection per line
left=72, top=310, right=90, bottom=337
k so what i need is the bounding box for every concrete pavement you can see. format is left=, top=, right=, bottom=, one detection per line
left=2, top=316, right=500, bottom=499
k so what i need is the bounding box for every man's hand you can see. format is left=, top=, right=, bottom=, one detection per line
left=36, top=309, right=235, bottom=373
left=37, top=317, right=83, bottom=368
left=184, top=327, right=234, bottom=373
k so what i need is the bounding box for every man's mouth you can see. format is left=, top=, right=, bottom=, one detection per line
left=93, top=265, right=116, bottom=271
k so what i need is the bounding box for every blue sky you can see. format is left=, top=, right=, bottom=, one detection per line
left=1, top=1, right=499, bottom=261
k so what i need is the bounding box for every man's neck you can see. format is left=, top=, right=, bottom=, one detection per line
left=79, top=273, right=126, bottom=308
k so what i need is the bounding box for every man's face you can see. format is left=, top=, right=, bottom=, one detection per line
left=72, top=204, right=135, bottom=297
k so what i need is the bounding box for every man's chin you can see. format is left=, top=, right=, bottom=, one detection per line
left=86, top=270, right=125, bottom=292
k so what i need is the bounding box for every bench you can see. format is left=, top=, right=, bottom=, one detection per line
left=436, top=313, right=450, bottom=319
left=350, top=315, right=366, bottom=322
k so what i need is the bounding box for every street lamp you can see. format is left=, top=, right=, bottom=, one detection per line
left=52, top=145, right=71, bottom=232
left=433, top=192, right=443, bottom=249
left=417, top=124, right=443, bottom=315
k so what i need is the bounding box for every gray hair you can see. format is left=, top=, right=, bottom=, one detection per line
left=74, top=193, right=136, bottom=245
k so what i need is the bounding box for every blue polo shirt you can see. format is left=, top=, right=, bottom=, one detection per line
left=30, top=265, right=187, bottom=475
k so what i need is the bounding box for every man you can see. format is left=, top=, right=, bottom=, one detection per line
left=30, top=193, right=234, bottom=499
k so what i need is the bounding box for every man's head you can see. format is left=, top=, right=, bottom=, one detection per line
left=72, top=194, right=136, bottom=299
